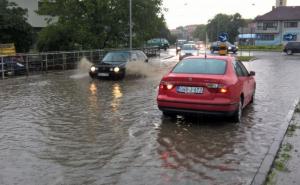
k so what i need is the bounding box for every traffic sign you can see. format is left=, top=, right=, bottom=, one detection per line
left=283, top=33, right=296, bottom=41
left=219, top=33, right=228, bottom=42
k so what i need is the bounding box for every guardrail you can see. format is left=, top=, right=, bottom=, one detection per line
left=0, top=47, right=160, bottom=79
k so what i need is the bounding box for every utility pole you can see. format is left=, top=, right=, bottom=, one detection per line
left=129, top=0, right=132, bottom=50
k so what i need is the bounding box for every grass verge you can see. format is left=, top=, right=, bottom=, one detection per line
left=236, top=56, right=256, bottom=62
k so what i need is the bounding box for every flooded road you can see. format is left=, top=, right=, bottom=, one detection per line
left=1, top=51, right=300, bottom=185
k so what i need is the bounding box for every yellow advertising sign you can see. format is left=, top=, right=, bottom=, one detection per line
left=0, top=43, right=16, bottom=56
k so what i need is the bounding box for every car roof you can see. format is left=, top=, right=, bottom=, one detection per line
left=108, top=50, right=143, bottom=53
left=183, top=55, right=234, bottom=62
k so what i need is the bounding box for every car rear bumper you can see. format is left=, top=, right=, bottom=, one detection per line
left=157, top=99, right=238, bottom=116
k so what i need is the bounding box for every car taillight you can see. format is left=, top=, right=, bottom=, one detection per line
left=159, top=81, right=174, bottom=90
left=206, top=83, right=228, bottom=94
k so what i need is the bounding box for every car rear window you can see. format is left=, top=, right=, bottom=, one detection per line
left=182, top=44, right=197, bottom=50
left=172, top=58, right=227, bottom=75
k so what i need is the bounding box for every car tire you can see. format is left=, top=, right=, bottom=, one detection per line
left=162, top=111, right=176, bottom=118
left=89, top=74, right=96, bottom=79
left=287, top=50, right=293, bottom=55
left=232, top=99, right=243, bottom=123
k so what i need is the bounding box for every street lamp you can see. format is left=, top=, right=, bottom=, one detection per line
left=129, top=0, right=132, bottom=50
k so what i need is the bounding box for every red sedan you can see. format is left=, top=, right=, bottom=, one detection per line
left=157, top=55, right=256, bottom=122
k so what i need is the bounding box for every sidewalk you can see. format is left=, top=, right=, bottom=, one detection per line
left=266, top=102, right=300, bottom=185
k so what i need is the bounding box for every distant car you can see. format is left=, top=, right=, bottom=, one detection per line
left=210, top=41, right=238, bottom=54
left=89, top=50, right=148, bottom=79
left=1, top=56, right=26, bottom=75
left=179, top=44, right=199, bottom=60
left=146, top=38, right=170, bottom=50
left=157, top=55, right=256, bottom=122
left=176, top=39, right=187, bottom=54
left=283, top=42, right=300, bottom=55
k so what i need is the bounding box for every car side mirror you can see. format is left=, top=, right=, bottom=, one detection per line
left=145, top=59, right=149, bottom=63
left=249, top=71, right=255, bottom=76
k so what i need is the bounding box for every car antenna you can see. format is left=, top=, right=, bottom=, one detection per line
left=204, top=32, right=208, bottom=59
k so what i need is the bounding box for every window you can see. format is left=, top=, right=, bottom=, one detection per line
left=131, top=53, right=138, bottom=61
left=257, top=21, right=278, bottom=30
left=233, top=61, right=244, bottom=77
left=257, top=34, right=275, bottom=41
left=284, top=22, right=298, bottom=28
left=172, top=59, right=227, bottom=75
left=236, top=61, right=249, bottom=76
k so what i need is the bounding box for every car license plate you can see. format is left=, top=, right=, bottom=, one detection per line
left=176, top=86, right=203, bottom=94
left=97, top=73, right=109, bottom=77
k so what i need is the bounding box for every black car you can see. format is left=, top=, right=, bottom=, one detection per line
left=89, top=50, right=148, bottom=79
left=283, top=42, right=300, bottom=55
left=210, top=41, right=238, bottom=54
left=0, top=56, right=26, bottom=76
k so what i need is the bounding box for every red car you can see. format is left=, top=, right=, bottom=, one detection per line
left=157, top=55, right=256, bottom=122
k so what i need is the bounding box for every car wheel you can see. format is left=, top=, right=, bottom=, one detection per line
left=232, top=100, right=243, bottom=123
left=287, top=50, right=293, bottom=55
left=89, top=74, right=96, bottom=79
left=162, top=111, right=176, bottom=118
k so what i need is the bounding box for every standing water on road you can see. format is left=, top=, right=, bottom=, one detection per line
left=1, top=51, right=300, bottom=185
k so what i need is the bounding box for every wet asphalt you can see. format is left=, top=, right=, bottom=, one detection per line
left=1, top=50, right=300, bottom=185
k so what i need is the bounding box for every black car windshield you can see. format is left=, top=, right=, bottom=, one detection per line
left=182, top=45, right=197, bottom=50
left=172, top=58, right=227, bottom=75
left=102, top=52, right=130, bottom=62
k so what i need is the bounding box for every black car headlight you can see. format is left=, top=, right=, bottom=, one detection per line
left=114, top=67, right=120, bottom=73
left=90, top=66, right=96, bottom=72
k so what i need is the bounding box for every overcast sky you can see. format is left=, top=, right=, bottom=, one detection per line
left=163, top=0, right=300, bottom=29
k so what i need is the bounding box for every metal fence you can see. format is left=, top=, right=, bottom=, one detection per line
left=0, top=47, right=160, bottom=80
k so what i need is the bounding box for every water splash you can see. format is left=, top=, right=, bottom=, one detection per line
left=70, top=57, right=93, bottom=79
left=125, top=60, right=166, bottom=79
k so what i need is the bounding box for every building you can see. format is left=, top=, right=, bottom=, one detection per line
left=254, top=6, right=300, bottom=45
left=9, top=0, right=56, bottom=29
left=238, top=22, right=256, bottom=45
left=170, top=25, right=199, bottom=41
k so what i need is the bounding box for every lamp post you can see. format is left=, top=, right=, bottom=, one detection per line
left=129, top=0, right=132, bottom=50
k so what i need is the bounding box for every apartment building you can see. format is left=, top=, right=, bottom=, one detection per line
left=255, top=6, right=300, bottom=45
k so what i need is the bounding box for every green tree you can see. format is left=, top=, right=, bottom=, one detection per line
left=193, top=24, right=206, bottom=41
left=0, top=0, right=33, bottom=52
left=37, top=0, right=167, bottom=51
left=206, top=13, right=246, bottom=43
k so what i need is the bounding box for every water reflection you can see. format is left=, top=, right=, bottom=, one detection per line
left=156, top=114, right=257, bottom=184
left=111, top=83, right=123, bottom=112
left=89, top=83, right=97, bottom=95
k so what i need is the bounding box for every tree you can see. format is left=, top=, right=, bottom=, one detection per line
left=193, top=24, right=206, bottom=41
left=206, top=13, right=246, bottom=43
left=36, top=0, right=167, bottom=51
left=0, top=0, right=33, bottom=52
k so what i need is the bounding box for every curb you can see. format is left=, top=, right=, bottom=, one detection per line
left=250, top=98, right=299, bottom=185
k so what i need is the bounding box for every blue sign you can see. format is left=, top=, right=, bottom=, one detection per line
left=219, top=32, right=228, bottom=42
left=283, top=33, right=296, bottom=41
